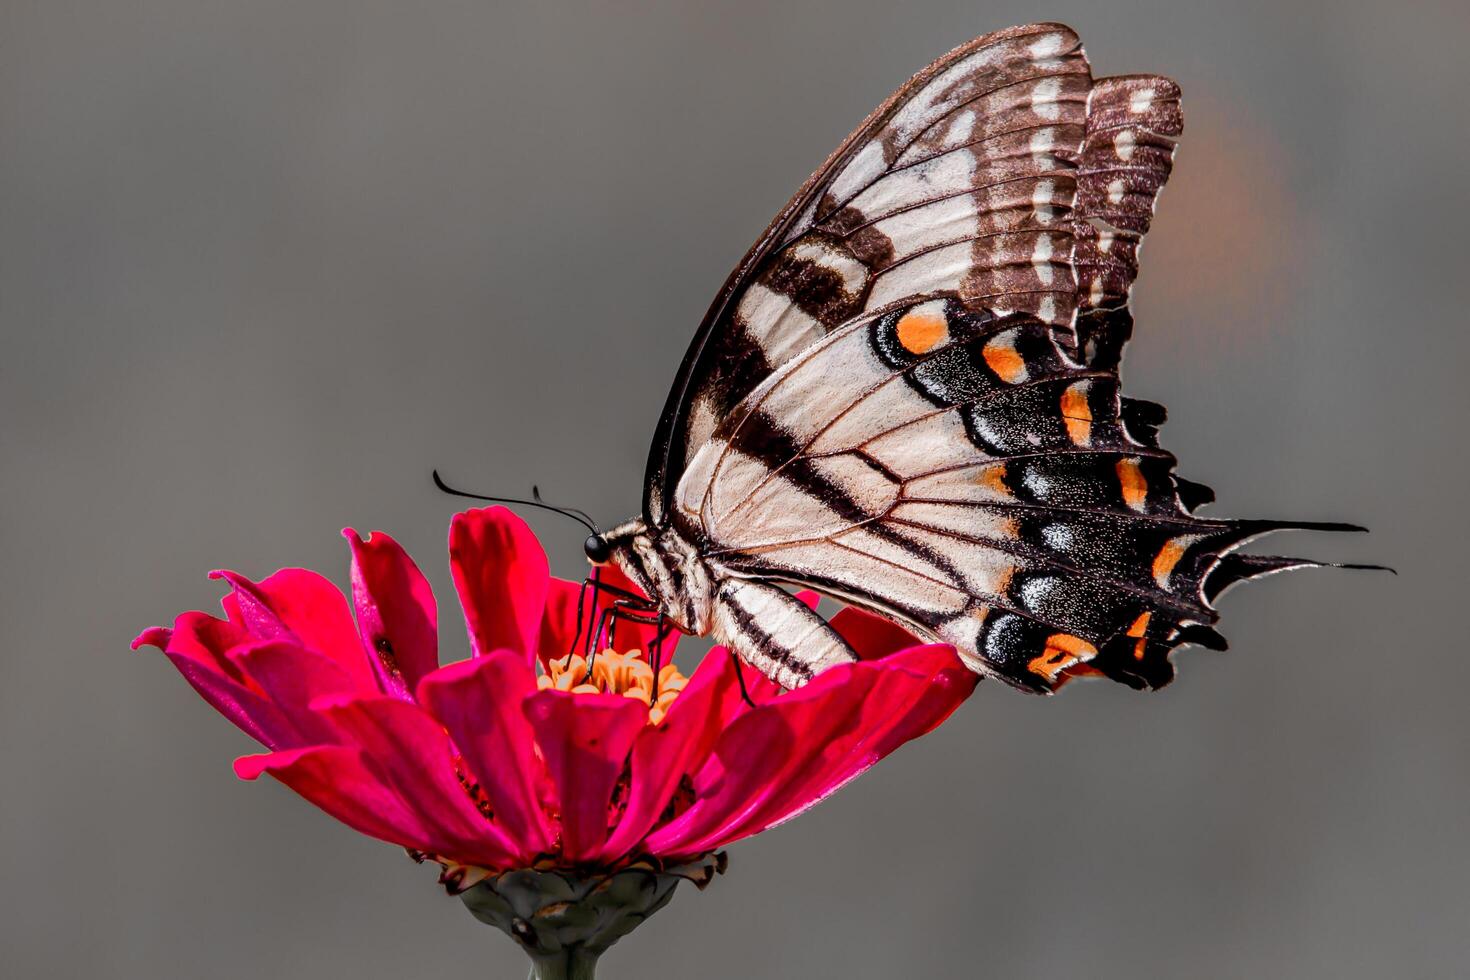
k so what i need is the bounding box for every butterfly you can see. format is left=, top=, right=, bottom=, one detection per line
left=540, top=23, right=1361, bottom=694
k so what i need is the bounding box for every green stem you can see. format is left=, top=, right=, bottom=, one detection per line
left=526, top=949, right=600, bottom=980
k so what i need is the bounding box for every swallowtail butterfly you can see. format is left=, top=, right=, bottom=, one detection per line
left=562, top=24, right=1360, bottom=693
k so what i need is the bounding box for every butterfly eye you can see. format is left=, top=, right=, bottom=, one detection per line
left=584, top=534, right=612, bottom=565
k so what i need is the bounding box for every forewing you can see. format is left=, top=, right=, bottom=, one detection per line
left=646, top=23, right=1101, bottom=524
left=682, top=299, right=1349, bottom=692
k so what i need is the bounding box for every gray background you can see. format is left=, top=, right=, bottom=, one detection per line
left=3, top=2, right=1464, bottom=977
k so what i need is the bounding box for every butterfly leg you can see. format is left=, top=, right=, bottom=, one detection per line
left=732, top=658, right=757, bottom=708
left=712, top=580, right=856, bottom=690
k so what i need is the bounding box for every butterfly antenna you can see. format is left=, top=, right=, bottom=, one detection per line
left=431, top=470, right=599, bottom=534
left=531, top=485, right=598, bottom=529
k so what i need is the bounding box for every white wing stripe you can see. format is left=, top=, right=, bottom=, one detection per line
left=873, top=194, right=981, bottom=262
left=736, top=283, right=824, bottom=364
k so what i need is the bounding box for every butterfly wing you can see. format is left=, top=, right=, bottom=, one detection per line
left=643, top=23, right=1353, bottom=691
left=646, top=23, right=1106, bottom=525
left=679, top=299, right=1351, bottom=692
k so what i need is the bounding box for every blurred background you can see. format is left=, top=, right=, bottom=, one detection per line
left=3, top=2, right=1464, bottom=977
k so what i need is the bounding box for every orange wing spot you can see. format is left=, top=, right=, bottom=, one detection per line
left=1116, top=457, right=1148, bottom=511
left=896, top=310, right=949, bottom=354
left=1054, top=663, right=1105, bottom=689
left=1127, top=611, right=1152, bottom=660
left=1152, top=538, right=1189, bottom=587
left=982, top=335, right=1028, bottom=383
left=1027, top=632, right=1099, bottom=682
left=1061, top=381, right=1093, bottom=445
left=974, top=463, right=1012, bottom=499
left=1127, top=612, right=1152, bottom=637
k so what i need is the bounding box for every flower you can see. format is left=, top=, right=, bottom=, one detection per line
left=134, top=507, right=976, bottom=971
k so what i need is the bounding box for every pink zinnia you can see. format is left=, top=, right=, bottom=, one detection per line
left=134, top=507, right=975, bottom=974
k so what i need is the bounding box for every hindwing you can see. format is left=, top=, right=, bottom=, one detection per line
left=677, top=299, right=1353, bottom=692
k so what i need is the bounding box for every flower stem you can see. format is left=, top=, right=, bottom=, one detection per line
left=526, top=949, right=600, bottom=980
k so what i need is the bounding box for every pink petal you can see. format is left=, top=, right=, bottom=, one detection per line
left=416, top=651, right=553, bottom=855
left=522, top=690, right=647, bottom=862
left=211, top=568, right=376, bottom=690
left=719, top=645, right=976, bottom=844
left=343, top=529, right=439, bottom=699
left=131, top=626, right=173, bottom=652
left=449, top=507, right=549, bottom=667
left=134, top=611, right=248, bottom=683
left=229, top=640, right=358, bottom=714
left=136, top=613, right=302, bottom=747
left=830, top=605, right=922, bottom=660
left=647, top=646, right=975, bottom=858
left=538, top=575, right=589, bottom=666
left=312, top=694, right=523, bottom=868
left=643, top=663, right=880, bottom=857
left=235, top=745, right=442, bottom=853
left=597, top=648, right=740, bottom=862
left=162, top=651, right=301, bottom=747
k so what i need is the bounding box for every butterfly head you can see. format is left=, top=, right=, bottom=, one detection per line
left=582, top=533, right=613, bottom=565
left=597, top=518, right=714, bottom=637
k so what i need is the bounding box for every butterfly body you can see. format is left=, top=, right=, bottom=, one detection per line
left=591, top=23, right=1355, bottom=694
left=602, top=519, right=716, bottom=637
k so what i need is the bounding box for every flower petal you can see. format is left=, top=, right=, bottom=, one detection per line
left=136, top=613, right=303, bottom=747
left=643, top=664, right=880, bottom=857
left=538, top=575, right=589, bottom=667
left=163, top=651, right=302, bottom=747
left=449, top=507, right=549, bottom=666
left=132, top=626, right=174, bottom=652
left=234, top=745, right=443, bottom=852
left=597, top=648, right=740, bottom=862
left=522, top=689, right=647, bottom=862
left=210, top=568, right=376, bottom=690
left=312, top=694, right=523, bottom=868
left=344, top=529, right=439, bottom=699
left=233, top=640, right=366, bottom=740
left=722, top=645, right=976, bottom=843
left=134, top=612, right=247, bottom=683
left=647, top=646, right=975, bottom=858
left=829, top=605, right=922, bottom=660
left=417, top=651, right=553, bottom=855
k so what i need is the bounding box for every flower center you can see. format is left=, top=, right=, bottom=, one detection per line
left=537, top=649, right=688, bottom=723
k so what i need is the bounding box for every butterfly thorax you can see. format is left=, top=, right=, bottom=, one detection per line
left=603, top=518, right=715, bottom=636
